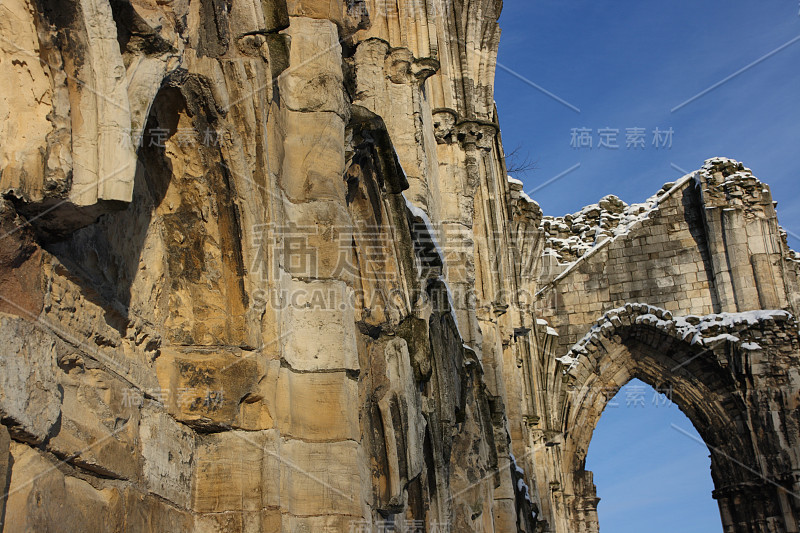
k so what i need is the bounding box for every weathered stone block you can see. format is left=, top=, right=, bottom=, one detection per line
left=4, top=442, right=121, bottom=532
left=0, top=315, right=62, bottom=444
left=280, top=200, right=355, bottom=282
left=47, top=368, right=141, bottom=480
left=279, top=17, right=347, bottom=117
left=121, top=488, right=195, bottom=533
left=280, top=110, right=347, bottom=203
left=155, top=348, right=267, bottom=430
left=279, top=439, right=363, bottom=517
left=286, top=0, right=345, bottom=27
left=280, top=279, right=359, bottom=371
left=194, top=430, right=280, bottom=513
left=139, top=407, right=195, bottom=509
left=281, top=514, right=364, bottom=532
left=195, top=510, right=281, bottom=533
left=276, top=368, right=359, bottom=440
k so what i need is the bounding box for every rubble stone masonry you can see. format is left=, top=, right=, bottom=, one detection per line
left=0, top=1, right=797, bottom=532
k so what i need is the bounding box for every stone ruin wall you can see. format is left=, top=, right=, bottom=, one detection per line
left=530, top=158, right=800, bottom=533
left=0, top=0, right=540, bottom=531
left=0, top=1, right=799, bottom=532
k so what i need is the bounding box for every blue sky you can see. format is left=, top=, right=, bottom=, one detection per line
left=495, top=0, right=800, bottom=247
left=584, top=380, right=721, bottom=533
left=493, top=2, right=800, bottom=530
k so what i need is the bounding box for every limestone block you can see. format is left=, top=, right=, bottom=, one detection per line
left=195, top=510, right=281, bottom=533
left=286, top=0, right=345, bottom=27
left=139, top=407, right=195, bottom=509
left=279, top=439, right=363, bottom=517
left=275, top=368, right=359, bottom=440
left=0, top=315, right=62, bottom=444
left=4, top=442, right=121, bottom=532
left=280, top=279, right=359, bottom=371
left=120, top=488, right=195, bottom=532
left=278, top=17, right=347, bottom=117
left=280, top=109, right=347, bottom=203
left=236, top=359, right=280, bottom=431
left=47, top=368, right=141, bottom=480
left=280, top=514, right=364, bottom=532
left=229, top=0, right=289, bottom=36
left=194, top=430, right=281, bottom=513
left=492, top=499, right=519, bottom=533
left=280, top=199, right=355, bottom=282
left=155, top=348, right=267, bottom=431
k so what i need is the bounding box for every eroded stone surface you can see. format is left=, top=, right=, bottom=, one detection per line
left=0, top=315, right=62, bottom=444
left=0, top=2, right=797, bottom=533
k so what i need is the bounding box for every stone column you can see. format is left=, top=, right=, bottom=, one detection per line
left=273, top=13, right=368, bottom=529
left=570, top=470, right=600, bottom=533
left=714, top=482, right=798, bottom=533
left=697, top=158, right=791, bottom=313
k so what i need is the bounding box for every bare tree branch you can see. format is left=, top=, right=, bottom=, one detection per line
left=505, top=144, right=539, bottom=176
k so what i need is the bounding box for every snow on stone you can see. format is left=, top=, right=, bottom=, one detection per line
left=703, top=333, right=741, bottom=344
left=403, top=193, right=444, bottom=264
left=558, top=304, right=793, bottom=372
left=509, top=453, right=533, bottom=504
left=541, top=175, right=693, bottom=274
left=542, top=247, right=563, bottom=262
left=556, top=354, right=579, bottom=368
left=697, top=157, right=755, bottom=187
left=519, top=190, right=536, bottom=204
left=507, top=175, right=539, bottom=207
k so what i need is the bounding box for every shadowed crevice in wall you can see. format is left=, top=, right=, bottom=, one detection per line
left=45, top=78, right=249, bottom=347
left=682, top=182, right=721, bottom=313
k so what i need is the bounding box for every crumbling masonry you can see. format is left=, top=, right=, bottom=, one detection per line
left=0, top=1, right=798, bottom=532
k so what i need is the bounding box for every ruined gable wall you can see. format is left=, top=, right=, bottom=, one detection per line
left=537, top=159, right=797, bottom=364
left=528, top=159, right=800, bottom=533
left=537, top=176, right=718, bottom=360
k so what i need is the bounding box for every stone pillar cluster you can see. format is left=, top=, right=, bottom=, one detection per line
left=0, top=1, right=798, bottom=533
left=696, top=158, right=794, bottom=313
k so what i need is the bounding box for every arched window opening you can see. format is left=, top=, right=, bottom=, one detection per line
left=585, top=379, right=723, bottom=533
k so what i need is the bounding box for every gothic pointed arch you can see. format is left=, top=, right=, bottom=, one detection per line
left=550, top=304, right=800, bottom=532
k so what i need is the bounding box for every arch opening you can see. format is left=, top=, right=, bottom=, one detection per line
left=585, top=378, right=722, bottom=533
left=555, top=308, right=800, bottom=533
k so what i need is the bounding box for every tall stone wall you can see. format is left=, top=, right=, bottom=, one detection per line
left=538, top=175, right=719, bottom=355
left=0, top=0, right=539, bottom=531
left=0, top=1, right=798, bottom=533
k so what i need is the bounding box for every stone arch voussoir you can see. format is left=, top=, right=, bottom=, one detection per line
left=553, top=303, right=800, bottom=533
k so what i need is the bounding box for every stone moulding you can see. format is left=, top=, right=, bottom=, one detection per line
left=0, top=1, right=798, bottom=532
